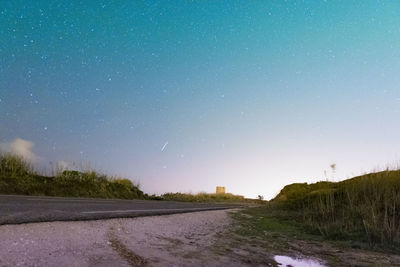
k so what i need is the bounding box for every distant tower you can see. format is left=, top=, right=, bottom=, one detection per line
left=216, top=186, right=225, bottom=194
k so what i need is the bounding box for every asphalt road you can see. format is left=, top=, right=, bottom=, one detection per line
left=0, top=194, right=239, bottom=225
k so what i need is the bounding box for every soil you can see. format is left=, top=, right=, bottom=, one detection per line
left=0, top=209, right=399, bottom=266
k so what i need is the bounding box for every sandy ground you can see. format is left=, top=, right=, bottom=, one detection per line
left=0, top=209, right=242, bottom=267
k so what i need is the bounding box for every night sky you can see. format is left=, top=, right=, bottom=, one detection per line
left=1, top=1, right=400, bottom=199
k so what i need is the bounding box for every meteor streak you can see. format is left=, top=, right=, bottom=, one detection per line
left=161, top=141, right=168, bottom=152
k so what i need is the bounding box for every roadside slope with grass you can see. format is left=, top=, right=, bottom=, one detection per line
left=0, top=153, right=145, bottom=199
left=271, top=169, right=400, bottom=250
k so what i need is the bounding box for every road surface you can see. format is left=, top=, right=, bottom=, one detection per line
left=0, top=194, right=239, bottom=225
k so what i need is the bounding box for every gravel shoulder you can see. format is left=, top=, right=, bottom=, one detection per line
left=0, top=209, right=238, bottom=267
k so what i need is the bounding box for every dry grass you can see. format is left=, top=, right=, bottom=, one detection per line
left=272, top=169, right=400, bottom=250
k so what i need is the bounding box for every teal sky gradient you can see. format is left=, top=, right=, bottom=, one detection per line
left=1, top=1, right=400, bottom=198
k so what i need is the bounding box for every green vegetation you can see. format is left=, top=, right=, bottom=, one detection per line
left=161, top=192, right=250, bottom=203
left=232, top=207, right=324, bottom=252
left=0, top=152, right=145, bottom=199
left=270, top=170, right=400, bottom=251
left=230, top=207, right=399, bottom=266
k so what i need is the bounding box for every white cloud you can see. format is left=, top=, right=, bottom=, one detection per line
left=0, top=138, right=40, bottom=163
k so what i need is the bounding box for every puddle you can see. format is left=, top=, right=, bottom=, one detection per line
left=274, top=255, right=326, bottom=267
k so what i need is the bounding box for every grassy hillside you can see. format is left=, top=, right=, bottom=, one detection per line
left=0, top=153, right=145, bottom=199
left=271, top=170, right=400, bottom=249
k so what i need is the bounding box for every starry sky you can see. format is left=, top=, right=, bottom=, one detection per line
left=1, top=1, right=400, bottom=199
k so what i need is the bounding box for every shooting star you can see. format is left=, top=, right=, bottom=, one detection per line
left=161, top=141, right=169, bottom=152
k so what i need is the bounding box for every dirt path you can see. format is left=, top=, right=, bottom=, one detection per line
left=0, top=209, right=242, bottom=266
